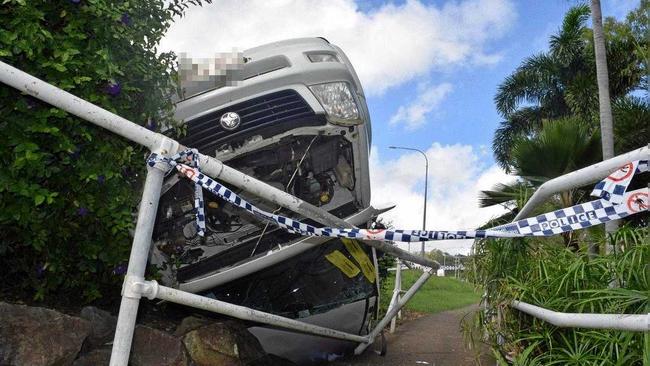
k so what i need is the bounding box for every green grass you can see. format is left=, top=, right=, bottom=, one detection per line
left=380, top=270, right=481, bottom=314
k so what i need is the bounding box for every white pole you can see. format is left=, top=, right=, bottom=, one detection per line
left=389, top=258, right=402, bottom=333
left=511, top=301, right=650, bottom=332
left=355, top=270, right=432, bottom=355
left=515, top=144, right=649, bottom=220
left=396, top=261, right=402, bottom=320
left=109, top=164, right=167, bottom=366
left=145, top=281, right=369, bottom=343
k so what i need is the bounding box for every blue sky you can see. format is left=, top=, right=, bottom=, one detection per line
left=371, top=0, right=638, bottom=163
left=161, top=0, right=640, bottom=253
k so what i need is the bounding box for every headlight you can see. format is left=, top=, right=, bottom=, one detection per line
left=307, top=53, right=339, bottom=63
left=309, top=82, right=361, bottom=125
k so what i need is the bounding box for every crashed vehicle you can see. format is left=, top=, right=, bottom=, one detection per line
left=151, top=38, right=388, bottom=363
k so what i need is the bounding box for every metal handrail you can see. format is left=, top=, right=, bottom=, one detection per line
left=514, top=144, right=649, bottom=220
left=512, top=301, right=650, bottom=332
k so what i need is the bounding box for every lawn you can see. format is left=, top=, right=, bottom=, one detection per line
left=380, top=270, right=481, bottom=314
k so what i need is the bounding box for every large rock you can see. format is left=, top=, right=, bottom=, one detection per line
left=79, top=306, right=116, bottom=349
left=72, top=348, right=111, bottom=366
left=173, top=316, right=212, bottom=337
left=0, top=302, right=91, bottom=366
left=130, top=325, right=188, bottom=366
left=183, top=321, right=267, bottom=366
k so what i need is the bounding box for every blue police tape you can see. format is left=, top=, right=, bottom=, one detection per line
left=147, top=150, right=648, bottom=242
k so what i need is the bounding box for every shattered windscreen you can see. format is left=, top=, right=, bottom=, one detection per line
left=204, top=238, right=377, bottom=319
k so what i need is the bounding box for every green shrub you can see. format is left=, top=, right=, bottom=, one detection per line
left=0, top=0, right=206, bottom=304
left=465, top=225, right=649, bottom=365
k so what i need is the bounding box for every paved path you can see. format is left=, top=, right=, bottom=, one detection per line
left=332, top=304, right=494, bottom=366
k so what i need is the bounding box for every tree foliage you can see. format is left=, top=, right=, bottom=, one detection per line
left=469, top=4, right=650, bottom=363
left=483, top=3, right=648, bottom=247
left=0, top=0, right=208, bottom=303
left=492, top=3, right=648, bottom=170
left=466, top=226, right=649, bottom=364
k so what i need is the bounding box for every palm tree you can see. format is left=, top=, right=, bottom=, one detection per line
left=492, top=5, right=645, bottom=171
left=590, top=0, right=616, bottom=255
left=482, top=118, right=601, bottom=250
left=590, top=0, right=615, bottom=160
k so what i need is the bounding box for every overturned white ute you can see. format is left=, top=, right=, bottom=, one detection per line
left=150, top=38, right=389, bottom=363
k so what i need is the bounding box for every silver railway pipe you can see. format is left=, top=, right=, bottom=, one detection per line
left=354, top=269, right=433, bottom=355
left=515, top=144, right=649, bottom=220
left=511, top=301, right=650, bottom=332
left=141, top=281, right=369, bottom=343
left=0, top=59, right=438, bottom=269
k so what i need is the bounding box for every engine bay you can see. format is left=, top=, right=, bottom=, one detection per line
left=151, top=135, right=360, bottom=283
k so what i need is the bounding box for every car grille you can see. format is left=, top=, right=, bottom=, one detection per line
left=179, top=90, right=325, bottom=155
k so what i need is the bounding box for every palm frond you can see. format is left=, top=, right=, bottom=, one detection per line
left=478, top=181, right=532, bottom=208
left=492, top=107, right=543, bottom=170
left=549, top=5, right=590, bottom=64
left=510, top=117, right=601, bottom=182
left=494, top=54, right=563, bottom=116
left=612, top=96, right=650, bottom=153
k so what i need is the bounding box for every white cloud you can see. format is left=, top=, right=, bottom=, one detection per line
left=389, top=82, right=453, bottom=130
left=370, top=143, right=513, bottom=255
left=160, top=0, right=516, bottom=94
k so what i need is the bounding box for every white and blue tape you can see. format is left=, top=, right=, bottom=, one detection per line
left=148, top=151, right=648, bottom=242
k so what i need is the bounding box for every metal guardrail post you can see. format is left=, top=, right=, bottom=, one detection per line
left=136, top=281, right=369, bottom=343
left=389, top=258, right=402, bottom=333
left=109, top=159, right=171, bottom=366
left=515, top=144, right=649, bottom=220
left=511, top=301, right=650, bottom=332
left=355, top=269, right=432, bottom=355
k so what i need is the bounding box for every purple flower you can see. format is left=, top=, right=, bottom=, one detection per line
left=112, top=263, right=127, bottom=276
left=105, top=81, right=121, bottom=96
left=70, top=0, right=81, bottom=4
left=120, top=13, right=132, bottom=26
left=77, top=207, right=89, bottom=216
left=145, top=119, right=157, bottom=131
left=25, top=97, right=38, bottom=109
left=97, top=175, right=105, bottom=185
left=175, top=245, right=184, bottom=254
left=35, top=263, right=46, bottom=278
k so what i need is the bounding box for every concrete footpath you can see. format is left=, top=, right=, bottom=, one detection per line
left=332, top=304, right=494, bottom=366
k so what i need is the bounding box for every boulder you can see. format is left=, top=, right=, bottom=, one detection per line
left=173, top=315, right=212, bottom=337
left=79, top=306, right=116, bottom=349
left=182, top=321, right=267, bottom=366
left=130, top=325, right=188, bottom=366
left=0, top=302, right=91, bottom=366
left=72, top=348, right=111, bottom=366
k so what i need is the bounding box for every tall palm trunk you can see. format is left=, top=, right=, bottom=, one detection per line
left=590, top=0, right=617, bottom=256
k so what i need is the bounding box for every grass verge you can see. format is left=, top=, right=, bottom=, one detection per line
left=380, top=270, right=481, bottom=315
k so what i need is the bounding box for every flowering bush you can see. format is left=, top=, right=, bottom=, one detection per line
left=0, top=0, right=207, bottom=303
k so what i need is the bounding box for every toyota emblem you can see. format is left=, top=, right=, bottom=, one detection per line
left=220, top=112, right=241, bottom=130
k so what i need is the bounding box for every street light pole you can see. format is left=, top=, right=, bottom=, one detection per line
left=389, top=146, right=428, bottom=257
